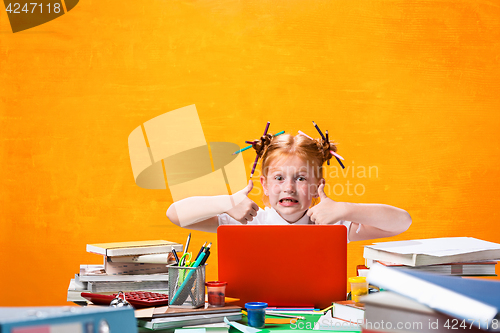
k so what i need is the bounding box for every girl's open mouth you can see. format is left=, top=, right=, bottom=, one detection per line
left=279, top=198, right=299, bottom=206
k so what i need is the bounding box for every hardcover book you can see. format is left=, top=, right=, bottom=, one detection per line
left=87, top=240, right=183, bottom=257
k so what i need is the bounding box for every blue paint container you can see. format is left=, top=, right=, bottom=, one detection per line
left=245, top=302, right=267, bottom=328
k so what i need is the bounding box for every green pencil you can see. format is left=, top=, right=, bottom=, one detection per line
left=232, top=130, right=285, bottom=155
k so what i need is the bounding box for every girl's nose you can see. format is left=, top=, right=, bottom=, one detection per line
left=283, top=179, right=296, bottom=193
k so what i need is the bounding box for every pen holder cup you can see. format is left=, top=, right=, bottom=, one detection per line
left=168, top=265, right=206, bottom=308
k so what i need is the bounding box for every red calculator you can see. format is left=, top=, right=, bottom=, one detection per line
left=81, top=291, right=169, bottom=308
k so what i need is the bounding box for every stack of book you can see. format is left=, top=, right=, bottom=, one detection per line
left=67, top=240, right=183, bottom=305
left=363, top=237, right=500, bottom=276
left=360, top=237, right=500, bottom=333
left=136, top=303, right=242, bottom=330
left=362, top=263, right=500, bottom=333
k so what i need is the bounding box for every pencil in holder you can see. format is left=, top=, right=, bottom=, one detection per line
left=168, top=265, right=206, bottom=308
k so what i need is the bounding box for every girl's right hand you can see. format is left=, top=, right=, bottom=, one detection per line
left=226, top=180, right=259, bottom=224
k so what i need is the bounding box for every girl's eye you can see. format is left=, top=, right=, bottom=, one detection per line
left=274, top=175, right=283, bottom=181
left=297, top=176, right=306, bottom=181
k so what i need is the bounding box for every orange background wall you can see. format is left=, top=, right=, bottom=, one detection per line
left=1, top=1, right=499, bottom=306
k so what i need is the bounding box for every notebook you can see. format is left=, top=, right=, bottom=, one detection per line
left=217, top=225, right=348, bottom=309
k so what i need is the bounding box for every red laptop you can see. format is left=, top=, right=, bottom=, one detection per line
left=217, top=225, right=347, bottom=309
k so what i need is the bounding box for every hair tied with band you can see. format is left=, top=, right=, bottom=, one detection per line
left=299, top=122, right=345, bottom=169
left=235, top=122, right=286, bottom=178
left=318, top=136, right=336, bottom=165
left=252, top=133, right=273, bottom=158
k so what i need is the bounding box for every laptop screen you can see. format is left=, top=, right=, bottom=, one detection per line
left=217, top=225, right=347, bottom=308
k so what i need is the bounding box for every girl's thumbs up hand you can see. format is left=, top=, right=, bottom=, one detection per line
left=307, top=180, right=348, bottom=225
left=226, top=180, right=259, bottom=224
left=317, top=182, right=328, bottom=200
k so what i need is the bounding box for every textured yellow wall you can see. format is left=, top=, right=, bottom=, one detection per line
left=1, top=1, right=499, bottom=306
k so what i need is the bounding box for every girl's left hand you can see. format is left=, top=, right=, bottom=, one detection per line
left=306, top=181, right=347, bottom=224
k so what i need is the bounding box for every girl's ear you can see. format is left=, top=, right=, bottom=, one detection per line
left=260, top=175, right=268, bottom=196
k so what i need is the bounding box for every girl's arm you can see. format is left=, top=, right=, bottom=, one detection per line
left=307, top=182, right=412, bottom=241
left=166, top=180, right=259, bottom=233
left=342, top=202, right=412, bottom=241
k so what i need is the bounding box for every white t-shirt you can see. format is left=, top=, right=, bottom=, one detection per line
left=218, top=207, right=353, bottom=243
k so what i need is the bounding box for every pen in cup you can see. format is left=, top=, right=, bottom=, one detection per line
left=200, top=242, right=212, bottom=265
left=180, top=233, right=191, bottom=266
left=184, top=233, right=191, bottom=253
left=172, top=248, right=180, bottom=265
left=194, top=242, right=207, bottom=261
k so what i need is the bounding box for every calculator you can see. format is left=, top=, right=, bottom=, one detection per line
left=81, top=291, right=169, bottom=308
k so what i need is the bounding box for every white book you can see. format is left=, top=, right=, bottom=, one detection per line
left=108, top=253, right=174, bottom=264
left=87, top=240, right=183, bottom=257
left=374, top=260, right=497, bottom=276
left=67, top=279, right=90, bottom=303
left=332, top=303, right=365, bottom=323
left=364, top=237, right=500, bottom=266
left=139, top=313, right=242, bottom=330
left=104, top=261, right=170, bottom=275
left=88, top=280, right=169, bottom=293
left=73, top=274, right=89, bottom=289
left=78, top=273, right=168, bottom=282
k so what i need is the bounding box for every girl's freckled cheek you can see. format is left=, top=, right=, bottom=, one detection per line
left=298, top=184, right=309, bottom=196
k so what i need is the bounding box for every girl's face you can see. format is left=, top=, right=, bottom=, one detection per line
left=260, top=155, right=321, bottom=223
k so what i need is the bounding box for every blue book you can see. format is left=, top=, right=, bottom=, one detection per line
left=368, top=263, right=500, bottom=331
left=0, top=306, right=136, bottom=333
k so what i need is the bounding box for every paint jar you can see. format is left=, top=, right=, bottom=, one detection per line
left=348, top=276, right=369, bottom=302
left=205, top=281, right=227, bottom=307
left=245, top=302, right=267, bottom=328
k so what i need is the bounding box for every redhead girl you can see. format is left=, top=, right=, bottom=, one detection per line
left=167, top=133, right=411, bottom=241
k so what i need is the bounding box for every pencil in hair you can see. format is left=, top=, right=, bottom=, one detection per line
left=232, top=131, right=285, bottom=155
left=298, top=130, right=313, bottom=140
left=335, top=156, right=345, bottom=169
left=331, top=151, right=344, bottom=160
left=263, top=121, right=270, bottom=135
left=232, top=145, right=252, bottom=155
left=249, top=154, right=259, bottom=178
left=326, top=130, right=330, bottom=166
left=312, top=121, right=326, bottom=140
